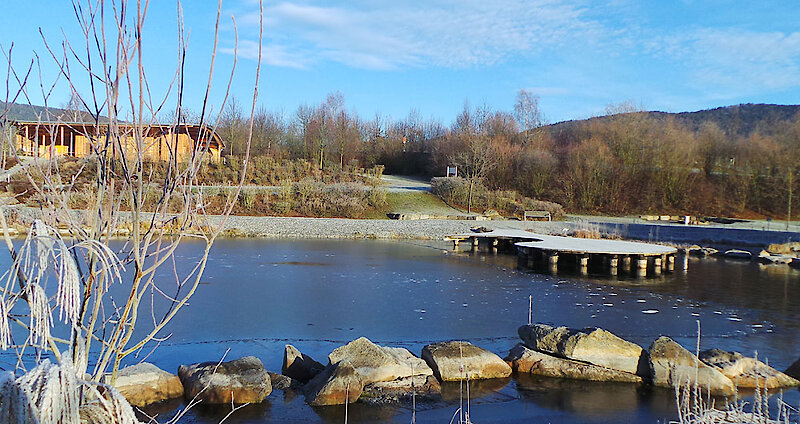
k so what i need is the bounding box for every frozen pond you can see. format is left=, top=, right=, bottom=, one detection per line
left=3, top=238, right=800, bottom=423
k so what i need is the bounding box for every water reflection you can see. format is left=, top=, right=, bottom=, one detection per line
left=514, top=374, right=675, bottom=418
left=310, top=403, right=399, bottom=424
left=439, top=378, right=512, bottom=402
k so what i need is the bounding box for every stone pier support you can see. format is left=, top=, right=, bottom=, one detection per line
left=472, top=237, right=480, bottom=251
left=653, top=257, right=662, bottom=274
left=667, top=255, right=675, bottom=271
left=621, top=255, right=631, bottom=272
left=453, top=239, right=460, bottom=251
left=608, top=255, right=619, bottom=275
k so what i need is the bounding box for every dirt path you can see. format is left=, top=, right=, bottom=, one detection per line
left=380, top=174, right=432, bottom=192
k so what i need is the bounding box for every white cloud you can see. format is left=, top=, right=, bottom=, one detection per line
left=225, top=40, right=309, bottom=69
left=227, top=0, right=615, bottom=70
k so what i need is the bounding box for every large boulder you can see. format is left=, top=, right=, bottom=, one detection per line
left=518, top=324, right=648, bottom=376
left=304, top=360, right=363, bottom=406
left=361, top=375, right=441, bottom=404
left=104, top=363, right=183, bottom=407
left=504, top=343, right=642, bottom=383
left=328, top=337, right=432, bottom=384
left=282, top=344, right=324, bottom=383
left=786, top=358, right=800, bottom=380
left=700, top=349, right=799, bottom=389
left=648, top=337, right=735, bottom=396
left=421, top=341, right=511, bottom=381
left=178, top=356, right=271, bottom=404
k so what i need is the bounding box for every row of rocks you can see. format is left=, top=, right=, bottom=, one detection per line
left=295, top=337, right=511, bottom=406
left=110, top=330, right=800, bottom=408
left=110, top=336, right=512, bottom=408
left=685, top=244, right=800, bottom=267
left=508, top=324, right=800, bottom=396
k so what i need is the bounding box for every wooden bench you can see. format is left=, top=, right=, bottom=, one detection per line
left=524, top=210, right=551, bottom=221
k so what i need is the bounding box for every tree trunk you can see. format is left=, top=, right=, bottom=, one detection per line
left=468, top=178, right=474, bottom=214
left=788, top=167, right=794, bottom=230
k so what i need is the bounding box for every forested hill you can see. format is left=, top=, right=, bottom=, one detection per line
left=548, top=103, right=800, bottom=138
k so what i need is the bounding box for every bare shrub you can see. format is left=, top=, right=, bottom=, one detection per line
left=431, top=176, right=565, bottom=219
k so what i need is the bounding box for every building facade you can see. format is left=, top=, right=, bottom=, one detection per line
left=11, top=121, right=223, bottom=162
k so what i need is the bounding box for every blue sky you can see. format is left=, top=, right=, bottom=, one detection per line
left=2, top=1, right=800, bottom=124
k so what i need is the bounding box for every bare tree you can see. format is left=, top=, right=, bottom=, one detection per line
left=449, top=101, right=498, bottom=213
left=513, top=89, right=545, bottom=145
left=0, top=0, right=263, bottom=419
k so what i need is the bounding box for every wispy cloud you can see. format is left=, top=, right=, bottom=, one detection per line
left=647, top=29, right=800, bottom=96
left=228, top=0, right=615, bottom=70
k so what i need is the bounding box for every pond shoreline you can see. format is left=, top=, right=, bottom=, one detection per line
left=8, top=206, right=800, bottom=247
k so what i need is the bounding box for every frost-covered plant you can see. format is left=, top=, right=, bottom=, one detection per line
left=0, top=2, right=264, bottom=420
left=0, top=353, right=139, bottom=424
left=671, top=322, right=798, bottom=424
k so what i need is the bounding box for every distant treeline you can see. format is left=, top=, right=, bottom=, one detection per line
left=218, top=93, right=800, bottom=219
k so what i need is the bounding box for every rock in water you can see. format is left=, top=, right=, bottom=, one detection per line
left=267, top=372, right=301, bottom=390
left=361, top=375, right=441, bottom=404
left=178, top=356, right=271, bottom=404
left=105, top=363, right=183, bottom=407
left=699, top=349, right=800, bottom=389
left=504, top=343, right=642, bottom=383
left=304, top=360, right=363, bottom=406
left=328, top=337, right=432, bottom=384
left=282, top=344, right=324, bottom=383
left=421, top=341, right=511, bottom=381
left=648, top=337, right=735, bottom=396
left=786, top=358, right=800, bottom=380
left=518, top=324, right=648, bottom=376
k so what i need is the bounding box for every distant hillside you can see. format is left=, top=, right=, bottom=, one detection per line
left=547, top=103, right=800, bottom=138
left=0, top=101, right=98, bottom=124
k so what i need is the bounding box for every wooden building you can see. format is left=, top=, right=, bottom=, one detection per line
left=11, top=121, right=223, bottom=162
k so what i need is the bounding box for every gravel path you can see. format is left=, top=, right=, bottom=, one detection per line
left=211, top=215, right=565, bottom=239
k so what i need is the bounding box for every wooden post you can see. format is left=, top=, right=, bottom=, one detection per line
left=578, top=255, right=589, bottom=275
left=528, top=295, right=532, bottom=325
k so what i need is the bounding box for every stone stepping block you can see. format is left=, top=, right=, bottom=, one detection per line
left=421, top=341, right=511, bottom=382
left=700, top=349, right=799, bottom=389
left=304, top=360, right=363, bottom=406
left=178, top=356, right=271, bottom=404
left=648, top=337, right=735, bottom=396
left=504, top=343, right=642, bottom=383
left=519, top=324, right=648, bottom=376
left=104, top=363, right=183, bottom=407
left=328, top=337, right=432, bottom=385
